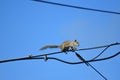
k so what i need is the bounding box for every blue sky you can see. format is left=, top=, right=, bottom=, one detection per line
left=0, top=0, right=120, bottom=80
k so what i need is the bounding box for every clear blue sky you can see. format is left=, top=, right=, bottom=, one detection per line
left=0, top=0, right=120, bottom=80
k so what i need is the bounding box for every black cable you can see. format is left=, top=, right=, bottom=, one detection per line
left=88, top=64, right=107, bottom=80
left=77, top=42, right=120, bottom=51
left=0, top=51, right=119, bottom=64
left=33, top=0, right=120, bottom=15
left=91, top=46, right=110, bottom=60
left=74, top=51, right=108, bottom=80
left=0, top=42, right=119, bottom=63
left=74, top=51, right=89, bottom=66
left=33, top=42, right=120, bottom=57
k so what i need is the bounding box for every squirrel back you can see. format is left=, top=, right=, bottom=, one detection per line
left=59, top=40, right=79, bottom=51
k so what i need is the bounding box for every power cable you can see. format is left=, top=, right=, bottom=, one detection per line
left=33, top=42, right=120, bottom=57
left=33, top=0, right=120, bottom=15
left=0, top=42, right=119, bottom=80
left=0, top=42, right=119, bottom=63
left=0, top=51, right=119, bottom=64
left=91, top=46, right=110, bottom=60
left=74, top=51, right=107, bottom=80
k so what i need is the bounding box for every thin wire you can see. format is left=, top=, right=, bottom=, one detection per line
left=0, top=42, right=119, bottom=63
left=67, top=51, right=120, bottom=64
left=77, top=42, right=120, bottom=51
left=46, top=52, right=120, bottom=64
left=34, top=42, right=120, bottom=57
left=88, top=64, right=107, bottom=80
left=33, top=0, right=120, bottom=15
left=0, top=51, right=119, bottom=63
left=74, top=51, right=107, bottom=80
left=74, top=51, right=89, bottom=66
left=91, top=46, right=110, bottom=60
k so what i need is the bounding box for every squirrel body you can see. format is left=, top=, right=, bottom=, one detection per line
left=40, top=40, right=79, bottom=51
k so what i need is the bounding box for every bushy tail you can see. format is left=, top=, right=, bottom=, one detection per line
left=40, top=45, right=59, bottom=50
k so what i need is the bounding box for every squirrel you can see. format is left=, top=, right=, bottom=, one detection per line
left=40, top=40, right=79, bottom=52
left=40, top=40, right=89, bottom=66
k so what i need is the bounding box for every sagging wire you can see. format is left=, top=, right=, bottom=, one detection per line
left=0, top=43, right=119, bottom=80
left=34, top=42, right=120, bottom=58
left=0, top=51, right=119, bottom=64
left=33, top=0, right=120, bottom=15
left=0, top=42, right=120, bottom=63
left=91, top=45, right=110, bottom=60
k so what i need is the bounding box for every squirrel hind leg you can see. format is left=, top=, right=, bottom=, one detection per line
left=70, top=47, right=76, bottom=51
left=61, top=47, right=69, bottom=54
left=62, top=46, right=76, bottom=52
left=62, top=47, right=70, bottom=52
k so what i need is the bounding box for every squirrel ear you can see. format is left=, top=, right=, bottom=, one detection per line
left=74, top=40, right=77, bottom=42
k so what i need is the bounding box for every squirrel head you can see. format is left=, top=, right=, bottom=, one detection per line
left=74, top=40, right=79, bottom=46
